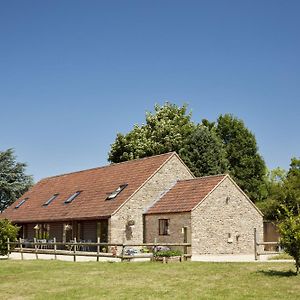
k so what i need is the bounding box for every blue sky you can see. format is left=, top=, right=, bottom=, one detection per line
left=1, top=0, right=299, bottom=182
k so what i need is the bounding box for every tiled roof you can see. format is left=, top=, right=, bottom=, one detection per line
left=146, top=174, right=227, bottom=214
left=1, top=152, right=175, bottom=223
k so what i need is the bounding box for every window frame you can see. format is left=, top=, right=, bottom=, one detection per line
left=43, top=193, right=59, bottom=206
left=159, top=219, right=170, bottom=236
left=15, top=198, right=28, bottom=209
left=64, top=191, right=82, bottom=204
left=106, top=184, right=128, bottom=200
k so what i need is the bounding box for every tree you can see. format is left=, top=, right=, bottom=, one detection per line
left=0, top=149, right=33, bottom=212
left=108, top=103, right=196, bottom=162
left=256, top=168, right=286, bottom=220
left=278, top=207, right=300, bottom=274
left=257, top=158, right=300, bottom=220
left=283, top=158, right=300, bottom=216
left=215, top=114, right=266, bottom=201
left=179, top=125, right=228, bottom=177
left=0, top=219, right=19, bottom=256
left=109, top=103, right=228, bottom=177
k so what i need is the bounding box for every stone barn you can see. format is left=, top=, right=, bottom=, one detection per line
left=0, top=152, right=263, bottom=257
left=145, top=175, right=263, bottom=256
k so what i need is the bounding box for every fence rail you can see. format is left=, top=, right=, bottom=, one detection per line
left=7, top=237, right=191, bottom=262
left=253, top=228, right=281, bottom=260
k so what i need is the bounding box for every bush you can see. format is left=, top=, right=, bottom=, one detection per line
left=278, top=208, right=300, bottom=274
left=0, top=219, right=19, bottom=256
left=155, top=250, right=182, bottom=257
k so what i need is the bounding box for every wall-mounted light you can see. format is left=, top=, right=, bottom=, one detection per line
left=227, top=233, right=233, bottom=243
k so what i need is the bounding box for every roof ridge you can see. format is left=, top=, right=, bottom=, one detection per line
left=178, top=174, right=227, bottom=182
left=39, top=152, right=176, bottom=181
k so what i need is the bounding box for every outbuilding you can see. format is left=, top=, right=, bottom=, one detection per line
left=0, top=152, right=263, bottom=257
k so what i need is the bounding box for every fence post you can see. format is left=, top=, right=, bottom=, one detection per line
left=97, top=237, right=100, bottom=262
left=153, top=238, right=157, bottom=260
left=34, top=238, right=38, bottom=260
left=53, top=237, right=57, bottom=260
left=121, top=243, right=125, bottom=262
left=183, top=244, right=187, bottom=262
left=19, top=238, right=24, bottom=260
left=254, top=228, right=258, bottom=261
left=7, top=238, right=10, bottom=259
left=73, top=238, right=77, bottom=262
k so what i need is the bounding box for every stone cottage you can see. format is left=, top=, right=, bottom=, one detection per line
left=0, top=152, right=263, bottom=256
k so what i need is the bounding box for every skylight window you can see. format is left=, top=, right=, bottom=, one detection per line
left=43, top=194, right=59, bottom=206
left=64, top=191, right=81, bottom=204
left=15, top=198, right=28, bottom=209
left=106, top=184, right=128, bottom=200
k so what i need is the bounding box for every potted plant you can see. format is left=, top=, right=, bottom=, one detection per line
left=154, top=249, right=183, bottom=263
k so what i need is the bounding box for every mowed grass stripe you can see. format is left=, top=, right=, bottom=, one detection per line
left=0, top=261, right=299, bottom=300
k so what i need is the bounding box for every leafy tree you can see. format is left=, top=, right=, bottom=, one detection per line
left=258, top=158, right=300, bottom=220
left=179, top=125, right=228, bottom=177
left=256, top=168, right=286, bottom=220
left=215, top=114, right=267, bottom=201
left=0, top=149, right=33, bottom=212
left=284, top=158, right=300, bottom=216
left=109, top=103, right=228, bottom=177
left=288, top=158, right=300, bottom=177
left=109, top=103, right=196, bottom=162
left=278, top=207, right=300, bottom=274
left=0, top=219, right=19, bottom=256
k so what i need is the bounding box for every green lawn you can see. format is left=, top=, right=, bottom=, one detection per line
left=0, top=260, right=299, bottom=300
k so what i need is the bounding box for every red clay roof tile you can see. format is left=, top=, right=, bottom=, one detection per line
left=146, top=174, right=227, bottom=214
left=1, top=152, right=175, bottom=223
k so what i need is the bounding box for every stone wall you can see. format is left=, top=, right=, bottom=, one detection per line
left=191, top=176, right=263, bottom=255
left=110, top=155, right=193, bottom=243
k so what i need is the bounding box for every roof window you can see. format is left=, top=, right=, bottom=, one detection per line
left=106, top=184, right=128, bottom=200
left=64, top=191, right=81, bottom=204
left=43, top=194, right=59, bottom=206
left=15, top=198, right=28, bottom=209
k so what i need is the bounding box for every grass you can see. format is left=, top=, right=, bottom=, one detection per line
left=269, top=252, right=293, bottom=260
left=0, top=260, right=299, bottom=300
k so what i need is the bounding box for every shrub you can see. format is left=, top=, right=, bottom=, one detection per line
left=278, top=208, right=300, bottom=274
left=0, top=219, right=19, bottom=256
left=155, top=250, right=182, bottom=257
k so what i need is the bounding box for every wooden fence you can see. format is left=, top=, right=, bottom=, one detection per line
left=253, top=228, right=281, bottom=260
left=7, top=237, right=191, bottom=262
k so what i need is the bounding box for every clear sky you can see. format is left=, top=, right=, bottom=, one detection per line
left=1, top=0, right=299, bottom=182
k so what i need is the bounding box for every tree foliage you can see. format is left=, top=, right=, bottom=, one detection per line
left=109, top=103, right=228, bottom=177
left=0, top=219, right=19, bottom=256
left=257, top=158, right=300, bottom=220
left=179, top=125, right=228, bottom=177
left=278, top=207, right=300, bottom=274
left=108, top=103, right=196, bottom=162
left=215, top=114, right=267, bottom=201
left=256, top=168, right=286, bottom=220
left=0, top=149, right=33, bottom=212
left=283, top=158, right=300, bottom=216
left=109, top=103, right=267, bottom=201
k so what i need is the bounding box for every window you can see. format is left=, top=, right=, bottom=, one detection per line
left=15, top=198, right=28, bottom=209
left=106, top=184, right=128, bottom=200
left=64, top=191, right=81, bottom=204
left=43, top=194, right=59, bottom=206
left=159, top=219, right=169, bottom=235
